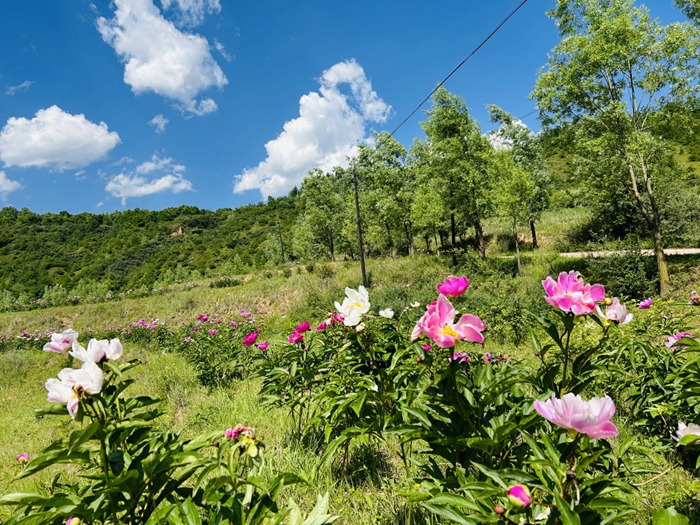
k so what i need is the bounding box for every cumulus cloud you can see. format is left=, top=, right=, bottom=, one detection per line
left=105, top=152, right=193, bottom=205
left=0, top=106, right=120, bottom=171
left=97, top=0, right=227, bottom=116
left=5, top=80, right=35, bottom=96
left=160, top=0, right=221, bottom=26
left=106, top=173, right=193, bottom=205
left=0, top=171, right=22, bottom=200
left=148, top=113, right=169, bottom=133
left=136, top=152, right=185, bottom=173
left=233, top=59, right=391, bottom=198
left=213, top=39, right=233, bottom=62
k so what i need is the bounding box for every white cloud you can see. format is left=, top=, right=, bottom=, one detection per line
left=160, top=0, right=221, bottom=26
left=106, top=173, right=193, bottom=205
left=5, top=80, right=35, bottom=96
left=148, top=113, right=169, bottom=133
left=112, top=156, right=135, bottom=166
left=97, top=0, right=227, bottom=116
left=213, top=39, right=233, bottom=62
left=233, top=59, right=391, bottom=198
left=0, top=106, right=120, bottom=171
left=0, top=171, right=21, bottom=200
left=105, top=152, right=193, bottom=205
left=136, top=152, right=185, bottom=173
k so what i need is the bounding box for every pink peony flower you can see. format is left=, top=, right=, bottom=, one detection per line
left=184, top=337, right=194, bottom=344
left=690, top=291, right=700, bottom=306
left=542, top=271, right=605, bottom=315
left=332, top=314, right=344, bottom=324
left=230, top=321, right=238, bottom=328
left=43, top=329, right=79, bottom=353
left=449, top=352, right=470, bottom=364
left=507, top=485, right=531, bottom=508
left=208, top=329, right=219, bottom=335
left=257, top=341, right=269, bottom=351
left=225, top=424, right=251, bottom=440
left=534, top=393, right=618, bottom=439
left=666, top=332, right=693, bottom=349
left=241, top=311, right=252, bottom=317
left=437, top=276, right=470, bottom=298
left=66, top=519, right=81, bottom=525
left=296, top=321, right=310, bottom=333
left=316, top=321, right=328, bottom=331
left=288, top=331, right=304, bottom=344
left=243, top=332, right=258, bottom=347
left=16, top=452, right=28, bottom=464
left=411, top=294, right=485, bottom=348
left=596, top=298, right=633, bottom=325
left=484, top=352, right=492, bottom=364
left=638, top=298, right=653, bottom=310
left=422, top=344, right=431, bottom=351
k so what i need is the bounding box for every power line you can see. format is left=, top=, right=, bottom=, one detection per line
left=517, top=109, right=537, bottom=120
left=389, top=0, right=531, bottom=137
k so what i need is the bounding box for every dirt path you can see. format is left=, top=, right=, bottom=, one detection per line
left=558, top=248, right=700, bottom=258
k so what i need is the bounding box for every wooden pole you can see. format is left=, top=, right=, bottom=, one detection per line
left=352, top=159, right=368, bottom=287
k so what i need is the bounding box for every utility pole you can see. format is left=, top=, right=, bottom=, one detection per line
left=352, top=159, right=367, bottom=287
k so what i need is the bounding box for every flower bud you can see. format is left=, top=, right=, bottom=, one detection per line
left=566, top=470, right=576, bottom=481
left=212, top=441, right=220, bottom=448
left=356, top=322, right=366, bottom=332
left=494, top=504, right=505, bottom=515
left=604, top=297, right=612, bottom=305
left=66, top=519, right=82, bottom=525
left=507, top=485, right=531, bottom=508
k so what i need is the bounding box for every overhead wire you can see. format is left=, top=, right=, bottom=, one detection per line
left=389, top=0, right=531, bottom=136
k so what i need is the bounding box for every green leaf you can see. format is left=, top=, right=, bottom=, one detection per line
left=554, top=492, right=581, bottom=525
left=652, top=508, right=690, bottom=525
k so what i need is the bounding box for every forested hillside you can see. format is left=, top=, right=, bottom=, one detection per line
left=0, top=196, right=300, bottom=298
left=1, top=103, right=698, bottom=305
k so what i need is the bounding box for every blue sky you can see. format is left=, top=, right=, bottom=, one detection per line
left=0, top=0, right=688, bottom=214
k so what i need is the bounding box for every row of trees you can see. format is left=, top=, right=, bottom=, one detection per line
left=293, top=93, right=550, bottom=277
left=293, top=0, right=700, bottom=293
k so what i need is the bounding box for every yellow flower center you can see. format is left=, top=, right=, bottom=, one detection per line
left=353, top=302, right=362, bottom=308
left=442, top=325, right=457, bottom=338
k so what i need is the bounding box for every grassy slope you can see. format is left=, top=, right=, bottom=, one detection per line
left=1, top=213, right=700, bottom=522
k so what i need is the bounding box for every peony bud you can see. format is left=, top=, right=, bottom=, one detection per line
left=494, top=504, right=505, bottom=515
left=507, top=485, right=531, bottom=508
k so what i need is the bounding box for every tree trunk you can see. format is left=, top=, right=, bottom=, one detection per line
left=514, top=218, right=523, bottom=277
left=625, top=156, right=670, bottom=294
left=530, top=220, right=538, bottom=249
left=278, top=224, right=286, bottom=263
left=473, top=214, right=486, bottom=260
left=404, top=221, right=414, bottom=256
left=434, top=229, right=440, bottom=256
left=450, top=212, right=457, bottom=265
left=329, top=232, right=335, bottom=262
left=386, top=223, right=394, bottom=258
left=424, top=235, right=430, bottom=253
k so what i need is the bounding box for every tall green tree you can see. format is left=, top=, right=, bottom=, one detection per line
left=675, top=0, right=700, bottom=24
left=357, top=131, right=416, bottom=256
left=488, top=105, right=551, bottom=248
left=414, top=88, right=494, bottom=261
left=532, top=0, right=700, bottom=294
left=294, top=169, right=350, bottom=261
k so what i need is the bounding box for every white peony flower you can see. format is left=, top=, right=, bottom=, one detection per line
left=677, top=422, right=700, bottom=442
left=43, top=329, right=79, bottom=353
left=334, top=286, right=370, bottom=327
left=71, top=338, right=123, bottom=363
left=379, top=308, right=394, bottom=319
left=46, top=361, right=104, bottom=418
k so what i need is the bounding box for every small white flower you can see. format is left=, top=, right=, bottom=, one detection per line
left=356, top=322, right=366, bottom=332
left=379, top=308, right=394, bottom=319
left=369, top=384, right=379, bottom=392
left=411, top=302, right=420, bottom=308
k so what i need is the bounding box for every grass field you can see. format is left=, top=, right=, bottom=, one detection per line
left=1, top=211, right=700, bottom=523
